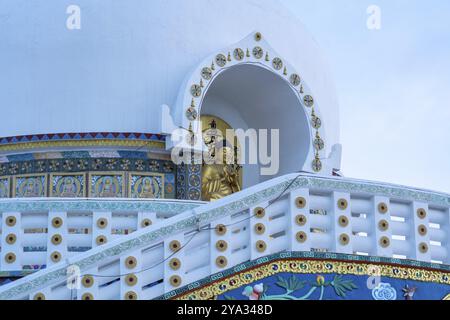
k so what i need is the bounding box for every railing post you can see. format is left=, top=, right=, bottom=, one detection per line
left=250, top=202, right=270, bottom=259
left=288, top=189, right=311, bottom=252
left=164, top=234, right=185, bottom=293
left=371, top=196, right=392, bottom=258
left=120, top=250, right=142, bottom=300
left=92, top=212, right=112, bottom=248
left=1, top=212, right=22, bottom=271
left=411, top=202, right=431, bottom=262
left=330, top=192, right=353, bottom=254
left=47, top=212, right=68, bottom=267
left=210, top=216, right=232, bottom=274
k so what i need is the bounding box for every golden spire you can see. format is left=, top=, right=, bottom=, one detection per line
left=265, top=52, right=270, bottom=62
left=246, top=48, right=250, bottom=58
left=227, top=52, right=232, bottom=62
left=211, top=62, right=215, bottom=70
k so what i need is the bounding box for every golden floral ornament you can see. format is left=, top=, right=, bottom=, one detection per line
left=252, top=46, right=264, bottom=59
left=311, top=115, right=322, bottom=130
left=314, top=132, right=324, bottom=151
left=190, top=84, right=202, bottom=98
left=125, top=291, right=138, bottom=300
left=272, top=57, right=283, bottom=70
left=51, top=217, right=63, bottom=228
left=201, top=67, right=212, bottom=80
left=6, top=233, right=17, bottom=245
left=295, top=197, right=307, bottom=209
left=233, top=48, right=244, bottom=61
left=290, top=73, right=301, bottom=86
left=254, top=32, right=262, bottom=41
left=5, top=216, right=16, bottom=227
left=51, top=251, right=62, bottom=262
left=312, top=153, right=322, bottom=172
left=303, top=95, right=314, bottom=107
left=378, top=203, right=388, bottom=214
left=216, top=240, right=228, bottom=252
left=186, top=107, right=198, bottom=121
left=215, top=54, right=227, bottom=67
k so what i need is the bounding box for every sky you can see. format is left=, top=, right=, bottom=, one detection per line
left=282, top=0, right=450, bottom=193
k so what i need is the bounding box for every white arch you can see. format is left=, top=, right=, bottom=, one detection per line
left=169, top=32, right=332, bottom=174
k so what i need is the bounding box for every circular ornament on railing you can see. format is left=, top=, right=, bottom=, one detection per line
left=337, top=199, right=348, bottom=210
left=233, top=48, right=245, bottom=61
left=378, top=220, right=389, bottom=231
left=338, top=216, right=349, bottom=227
left=33, top=293, right=46, bottom=300
left=254, top=207, right=266, bottom=219
left=312, top=116, right=322, bottom=129
left=51, top=234, right=63, bottom=245
left=215, top=224, right=227, bottom=236
left=50, top=251, right=62, bottom=263
left=124, top=291, right=138, bottom=300
left=5, top=216, right=16, bottom=227
left=252, top=46, right=264, bottom=59
left=81, top=293, right=94, bottom=300
left=254, top=223, right=266, bottom=235
left=303, top=95, right=314, bottom=107
left=52, top=217, right=63, bottom=228
left=201, top=67, right=212, bottom=80
left=169, top=258, right=181, bottom=271
left=97, top=218, right=108, bottom=229
left=4, top=252, right=16, bottom=264
left=339, top=233, right=350, bottom=246
left=82, top=275, right=94, bottom=288
left=96, top=235, right=107, bottom=246
left=141, top=218, right=153, bottom=228
left=296, top=231, right=307, bottom=243
left=170, top=275, right=182, bottom=287
left=125, top=256, right=137, bottom=269
left=216, top=240, right=228, bottom=252
left=169, top=240, right=181, bottom=252
left=314, top=136, right=325, bottom=151
left=256, top=240, right=267, bottom=253
left=418, top=225, right=428, bottom=236
left=216, top=256, right=228, bottom=268
left=296, top=215, right=307, bottom=226
left=379, top=236, right=390, bottom=248
left=419, top=243, right=429, bottom=253
left=215, top=54, right=227, bottom=67
left=378, top=203, right=388, bottom=214
left=6, top=233, right=17, bottom=245
left=417, top=208, right=427, bottom=220
left=125, top=274, right=138, bottom=286
left=295, top=197, right=307, bottom=209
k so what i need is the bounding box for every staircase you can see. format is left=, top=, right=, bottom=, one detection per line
left=0, top=173, right=449, bottom=300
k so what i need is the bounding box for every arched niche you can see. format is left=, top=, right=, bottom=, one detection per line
left=200, top=64, right=312, bottom=188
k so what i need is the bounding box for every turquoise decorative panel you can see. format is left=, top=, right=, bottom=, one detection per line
left=13, top=175, right=47, bottom=198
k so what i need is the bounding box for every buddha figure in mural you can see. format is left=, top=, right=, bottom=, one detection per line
left=138, top=177, right=155, bottom=198
left=99, top=177, right=117, bottom=197
left=21, top=178, right=42, bottom=197
left=60, top=177, right=78, bottom=197
left=201, top=115, right=242, bottom=201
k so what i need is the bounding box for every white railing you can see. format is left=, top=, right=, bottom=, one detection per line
left=0, top=198, right=204, bottom=273
left=0, top=173, right=449, bottom=300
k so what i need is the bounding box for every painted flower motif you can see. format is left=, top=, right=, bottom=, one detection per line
left=372, top=283, right=397, bottom=301
left=242, top=284, right=264, bottom=300
left=316, top=275, right=325, bottom=286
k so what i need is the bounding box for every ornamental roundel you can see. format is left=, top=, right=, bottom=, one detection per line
left=215, top=54, right=227, bottom=67
left=186, top=107, right=198, bottom=121
left=290, top=74, right=301, bottom=86
left=312, top=116, right=322, bottom=130
left=190, top=84, right=202, bottom=98
left=233, top=48, right=244, bottom=61
left=312, top=158, right=322, bottom=173
left=252, top=46, right=264, bottom=59
left=272, top=57, right=283, bottom=71
left=314, top=137, right=324, bottom=151
left=303, top=95, right=314, bottom=107
left=201, top=67, right=212, bottom=80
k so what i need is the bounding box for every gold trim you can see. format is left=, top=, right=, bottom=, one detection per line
left=175, top=258, right=450, bottom=300
left=0, top=139, right=165, bottom=153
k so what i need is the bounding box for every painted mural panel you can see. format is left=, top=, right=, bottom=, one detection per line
left=13, top=174, right=47, bottom=198
left=89, top=172, right=125, bottom=198
left=129, top=173, right=164, bottom=199
left=50, top=173, right=86, bottom=197
left=0, top=177, right=10, bottom=198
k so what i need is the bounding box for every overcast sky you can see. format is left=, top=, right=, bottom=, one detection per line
left=282, top=0, right=450, bottom=193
